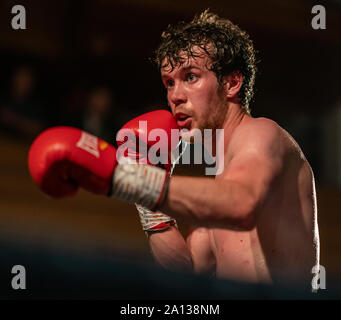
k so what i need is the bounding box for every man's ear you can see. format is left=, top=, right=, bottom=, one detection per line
left=222, top=71, right=243, bottom=99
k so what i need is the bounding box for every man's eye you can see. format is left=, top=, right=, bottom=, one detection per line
left=165, top=80, right=174, bottom=88
left=186, top=73, right=197, bottom=81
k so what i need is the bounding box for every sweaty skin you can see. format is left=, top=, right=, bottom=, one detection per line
left=148, top=50, right=319, bottom=289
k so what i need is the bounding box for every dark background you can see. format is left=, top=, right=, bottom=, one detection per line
left=0, top=0, right=340, bottom=298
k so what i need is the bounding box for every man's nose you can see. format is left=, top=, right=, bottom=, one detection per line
left=169, top=83, right=187, bottom=108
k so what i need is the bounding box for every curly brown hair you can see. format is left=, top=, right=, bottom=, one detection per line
left=155, top=9, right=257, bottom=113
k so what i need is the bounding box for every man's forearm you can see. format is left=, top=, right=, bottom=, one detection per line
left=160, top=176, right=256, bottom=230
left=148, top=226, right=193, bottom=272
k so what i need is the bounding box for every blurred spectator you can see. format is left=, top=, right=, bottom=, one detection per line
left=81, top=86, right=115, bottom=142
left=61, top=80, right=89, bottom=128
left=0, top=65, right=46, bottom=139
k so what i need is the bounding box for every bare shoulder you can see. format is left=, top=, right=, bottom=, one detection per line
left=229, top=116, right=283, bottom=156
left=239, top=117, right=282, bottom=138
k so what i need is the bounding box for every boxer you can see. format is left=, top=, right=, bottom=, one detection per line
left=151, top=9, right=320, bottom=290
left=28, top=10, right=320, bottom=290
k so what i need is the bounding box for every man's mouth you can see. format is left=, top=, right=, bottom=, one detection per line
left=175, top=112, right=192, bottom=129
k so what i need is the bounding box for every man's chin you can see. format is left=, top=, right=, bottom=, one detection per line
left=180, top=126, right=203, bottom=144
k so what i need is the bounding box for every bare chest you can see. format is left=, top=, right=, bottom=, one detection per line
left=208, top=228, right=271, bottom=282
left=208, top=228, right=261, bottom=259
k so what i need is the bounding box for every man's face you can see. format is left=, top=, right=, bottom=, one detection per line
left=161, top=49, right=227, bottom=140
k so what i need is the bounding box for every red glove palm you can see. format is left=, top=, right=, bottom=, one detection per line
left=28, top=126, right=117, bottom=198
left=116, top=109, right=180, bottom=171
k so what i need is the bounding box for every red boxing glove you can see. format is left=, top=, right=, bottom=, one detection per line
left=116, top=110, right=180, bottom=172
left=28, top=114, right=180, bottom=214
left=28, top=126, right=117, bottom=198
left=29, top=125, right=171, bottom=211
left=115, top=110, right=181, bottom=231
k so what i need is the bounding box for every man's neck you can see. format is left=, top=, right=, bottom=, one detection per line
left=222, top=103, right=249, bottom=150
left=209, top=102, right=249, bottom=158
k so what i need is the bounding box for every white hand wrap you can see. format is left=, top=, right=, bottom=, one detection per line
left=135, top=204, right=176, bottom=231
left=111, top=163, right=169, bottom=210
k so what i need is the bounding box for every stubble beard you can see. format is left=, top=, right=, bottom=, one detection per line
left=181, top=84, right=227, bottom=144
left=198, top=85, right=227, bottom=134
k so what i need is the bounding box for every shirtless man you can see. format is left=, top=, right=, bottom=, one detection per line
left=28, top=10, right=319, bottom=291
left=146, top=10, right=320, bottom=290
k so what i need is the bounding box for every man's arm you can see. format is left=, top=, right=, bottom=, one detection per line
left=148, top=226, right=193, bottom=272
left=160, top=119, right=284, bottom=230
left=148, top=226, right=216, bottom=276
left=186, top=227, right=216, bottom=276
